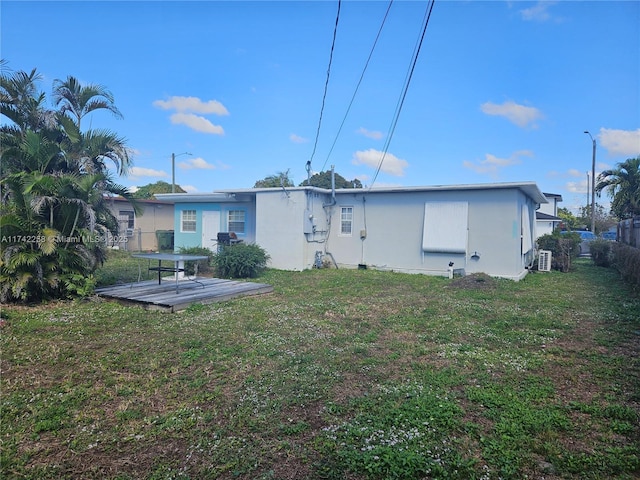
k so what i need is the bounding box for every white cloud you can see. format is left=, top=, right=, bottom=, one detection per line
left=129, top=167, right=168, bottom=178
left=598, top=128, right=640, bottom=157
left=152, top=96, right=229, bottom=115
left=357, top=127, right=383, bottom=140
left=178, top=157, right=215, bottom=170
left=480, top=100, right=543, bottom=128
left=181, top=185, right=199, bottom=193
left=290, top=133, right=308, bottom=144
left=352, top=148, right=408, bottom=177
left=566, top=180, right=587, bottom=194
left=170, top=113, right=225, bottom=135
left=519, top=1, right=558, bottom=22
left=463, top=150, right=533, bottom=176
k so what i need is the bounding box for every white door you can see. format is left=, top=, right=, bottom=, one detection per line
left=202, top=211, right=220, bottom=250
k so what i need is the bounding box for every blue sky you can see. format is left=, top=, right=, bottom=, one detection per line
left=2, top=1, right=639, bottom=213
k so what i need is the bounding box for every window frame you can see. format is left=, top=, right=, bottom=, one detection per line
left=227, top=209, right=246, bottom=234
left=340, top=206, right=353, bottom=236
left=118, top=210, right=134, bottom=229
left=181, top=209, right=197, bottom=233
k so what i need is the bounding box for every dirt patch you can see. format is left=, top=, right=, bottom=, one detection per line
left=447, top=273, right=498, bottom=290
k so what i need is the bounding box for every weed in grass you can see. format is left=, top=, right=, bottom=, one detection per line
left=2, top=256, right=638, bottom=479
left=317, top=380, right=476, bottom=479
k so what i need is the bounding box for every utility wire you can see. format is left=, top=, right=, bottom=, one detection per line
left=369, top=0, right=435, bottom=189
left=308, top=0, right=341, bottom=173
left=320, top=0, right=394, bottom=174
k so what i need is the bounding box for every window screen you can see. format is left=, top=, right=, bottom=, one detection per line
left=422, top=202, right=468, bottom=253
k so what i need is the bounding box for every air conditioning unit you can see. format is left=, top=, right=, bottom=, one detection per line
left=538, top=250, right=552, bottom=272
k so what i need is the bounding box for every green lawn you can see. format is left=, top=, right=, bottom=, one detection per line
left=1, top=255, right=639, bottom=479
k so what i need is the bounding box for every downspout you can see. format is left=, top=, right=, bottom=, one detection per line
left=322, top=164, right=336, bottom=208
left=322, top=165, right=338, bottom=268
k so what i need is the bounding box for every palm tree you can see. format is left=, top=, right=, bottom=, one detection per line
left=596, top=157, right=640, bottom=219
left=52, top=75, right=123, bottom=130
left=1, top=66, right=136, bottom=301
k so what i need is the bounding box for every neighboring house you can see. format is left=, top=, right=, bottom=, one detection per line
left=157, top=181, right=547, bottom=280
left=535, top=193, right=563, bottom=239
left=105, top=197, right=175, bottom=251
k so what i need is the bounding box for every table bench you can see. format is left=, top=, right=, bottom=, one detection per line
left=132, top=253, right=210, bottom=293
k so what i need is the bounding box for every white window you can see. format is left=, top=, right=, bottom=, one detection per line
left=228, top=210, right=245, bottom=234
left=340, top=207, right=353, bottom=236
left=118, top=210, right=134, bottom=229
left=422, top=202, right=468, bottom=253
left=181, top=210, right=196, bottom=232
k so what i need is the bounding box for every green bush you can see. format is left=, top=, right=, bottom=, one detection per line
left=177, top=246, right=214, bottom=275
left=536, top=232, right=580, bottom=272
left=589, top=239, right=613, bottom=267
left=212, top=243, right=269, bottom=278
left=612, top=243, right=640, bottom=289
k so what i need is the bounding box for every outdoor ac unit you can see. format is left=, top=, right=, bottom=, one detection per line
left=538, top=250, right=552, bottom=272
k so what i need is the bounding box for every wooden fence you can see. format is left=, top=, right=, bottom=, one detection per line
left=617, top=215, right=640, bottom=248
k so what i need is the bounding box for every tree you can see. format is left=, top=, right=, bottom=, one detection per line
left=133, top=180, right=186, bottom=198
left=0, top=65, right=135, bottom=301
left=52, top=75, right=123, bottom=130
left=595, top=156, right=640, bottom=219
left=299, top=170, right=363, bottom=189
left=576, top=203, right=617, bottom=234
left=556, top=207, right=579, bottom=230
left=254, top=171, right=295, bottom=188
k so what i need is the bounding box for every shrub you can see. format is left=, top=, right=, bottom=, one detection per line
left=212, top=243, right=269, bottom=278
left=536, top=232, right=580, bottom=272
left=589, top=239, right=613, bottom=267
left=612, top=243, right=640, bottom=289
left=177, top=246, right=214, bottom=275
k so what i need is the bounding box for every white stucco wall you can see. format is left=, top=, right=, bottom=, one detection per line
left=322, top=188, right=536, bottom=280
left=255, top=190, right=313, bottom=270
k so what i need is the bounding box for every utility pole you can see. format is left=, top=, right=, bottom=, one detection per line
left=584, top=131, right=596, bottom=233
left=171, top=152, right=192, bottom=193
left=586, top=171, right=590, bottom=213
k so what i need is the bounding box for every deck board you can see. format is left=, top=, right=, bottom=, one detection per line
left=96, top=277, right=273, bottom=312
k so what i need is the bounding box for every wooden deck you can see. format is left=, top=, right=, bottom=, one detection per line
left=95, top=277, right=273, bottom=312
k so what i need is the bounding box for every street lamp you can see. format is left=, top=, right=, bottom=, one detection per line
left=172, top=152, right=192, bottom=193
left=584, top=131, right=596, bottom=233
left=586, top=171, right=590, bottom=212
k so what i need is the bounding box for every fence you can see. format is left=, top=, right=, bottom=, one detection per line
left=107, top=228, right=172, bottom=252
left=617, top=215, right=640, bottom=248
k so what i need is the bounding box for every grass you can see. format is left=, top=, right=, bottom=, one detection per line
left=1, top=253, right=639, bottom=479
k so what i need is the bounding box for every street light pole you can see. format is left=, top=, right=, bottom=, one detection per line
left=171, top=152, right=192, bottom=193
left=584, top=131, right=596, bottom=233
left=586, top=171, right=590, bottom=212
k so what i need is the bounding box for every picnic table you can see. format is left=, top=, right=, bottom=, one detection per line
left=132, top=252, right=209, bottom=293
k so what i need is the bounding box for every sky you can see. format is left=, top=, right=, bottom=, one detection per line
left=2, top=0, right=639, bottom=213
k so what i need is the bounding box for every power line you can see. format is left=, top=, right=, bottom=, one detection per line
left=369, top=0, right=436, bottom=189
left=320, top=0, right=394, bottom=174
left=308, top=0, right=341, bottom=173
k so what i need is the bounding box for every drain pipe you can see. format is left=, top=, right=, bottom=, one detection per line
left=322, top=165, right=338, bottom=268
left=323, top=165, right=336, bottom=208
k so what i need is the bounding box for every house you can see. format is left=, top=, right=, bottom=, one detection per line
left=156, top=181, right=547, bottom=280
left=536, top=193, right=563, bottom=238
left=105, top=197, right=175, bottom=251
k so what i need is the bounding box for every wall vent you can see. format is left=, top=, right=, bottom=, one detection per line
left=538, top=250, right=552, bottom=272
